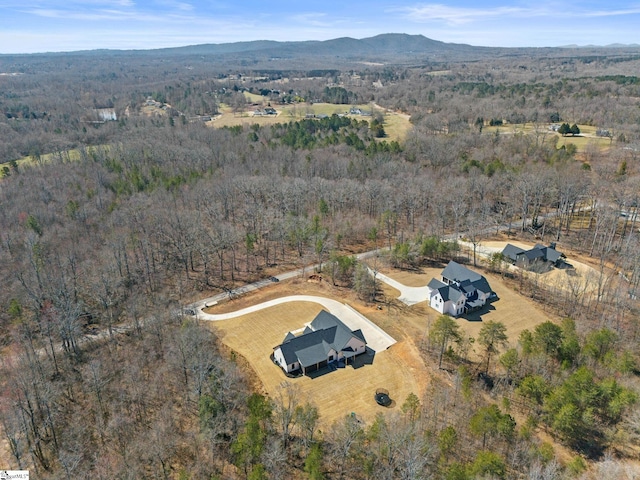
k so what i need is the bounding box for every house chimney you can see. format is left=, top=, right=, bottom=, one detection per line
left=549, top=242, right=556, bottom=250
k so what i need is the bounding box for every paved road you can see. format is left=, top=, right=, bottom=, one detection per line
left=186, top=204, right=578, bottom=315
left=197, top=294, right=396, bottom=352
left=187, top=249, right=384, bottom=314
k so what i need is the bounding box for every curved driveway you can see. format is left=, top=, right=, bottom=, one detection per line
left=198, top=295, right=396, bottom=352
left=369, top=268, right=430, bottom=306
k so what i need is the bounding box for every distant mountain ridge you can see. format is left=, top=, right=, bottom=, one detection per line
left=4, top=33, right=640, bottom=66
left=148, top=33, right=495, bottom=60
left=119, top=34, right=640, bottom=65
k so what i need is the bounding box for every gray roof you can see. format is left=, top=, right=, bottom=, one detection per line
left=534, top=243, right=564, bottom=263
left=545, top=248, right=563, bottom=263
left=502, top=244, right=525, bottom=262
left=518, top=248, right=545, bottom=262
left=472, top=277, right=491, bottom=295
left=428, top=278, right=447, bottom=290
left=506, top=243, right=565, bottom=266
left=280, top=329, right=334, bottom=367
left=440, top=260, right=492, bottom=297
left=437, top=285, right=466, bottom=302
left=276, top=310, right=366, bottom=367
left=458, top=279, right=476, bottom=295
left=441, top=261, right=483, bottom=283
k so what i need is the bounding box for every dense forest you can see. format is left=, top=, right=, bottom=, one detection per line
left=1, top=41, right=640, bottom=478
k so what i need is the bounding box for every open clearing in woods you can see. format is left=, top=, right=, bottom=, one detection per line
left=207, top=255, right=559, bottom=426
left=480, top=240, right=602, bottom=298
left=208, top=101, right=413, bottom=142
left=485, top=123, right=612, bottom=153
left=210, top=288, right=423, bottom=427
left=378, top=265, right=557, bottom=358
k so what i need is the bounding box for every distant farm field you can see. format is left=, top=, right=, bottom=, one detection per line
left=486, top=123, right=612, bottom=153
left=2, top=148, right=84, bottom=177
left=209, top=101, right=413, bottom=142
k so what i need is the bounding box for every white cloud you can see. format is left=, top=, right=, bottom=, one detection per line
left=27, top=7, right=137, bottom=20
left=288, top=12, right=337, bottom=28
left=395, top=3, right=547, bottom=25
left=157, top=0, right=194, bottom=12
left=582, top=7, right=640, bottom=17
left=396, top=2, right=640, bottom=26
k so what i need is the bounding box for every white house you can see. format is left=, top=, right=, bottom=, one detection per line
left=273, top=310, right=367, bottom=375
left=427, top=279, right=467, bottom=316
left=426, top=261, right=494, bottom=317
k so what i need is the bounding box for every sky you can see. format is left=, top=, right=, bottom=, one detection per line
left=1, top=0, right=640, bottom=54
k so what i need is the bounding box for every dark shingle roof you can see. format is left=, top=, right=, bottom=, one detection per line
left=470, top=277, right=492, bottom=295
left=278, top=328, right=324, bottom=365
left=534, top=243, right=564, bottom=263
left=502, top=244, right=525, bottom=262
left=437, top=285, right=466, bottom=302
left=276, top=310, right=366, bottom=367
left=295, top=336, right=335, bottom=368
left=440, top=261, right=492, bottom=297
left=509, top=243, right=566, bottom=266
left=519, top=248, right=545, bottom=261
left=441, top=261, right=482, bottom=283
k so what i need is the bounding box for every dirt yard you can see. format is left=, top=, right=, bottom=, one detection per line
left=480, top=240, right=602, bottom=298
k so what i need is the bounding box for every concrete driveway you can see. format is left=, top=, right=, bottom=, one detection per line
left=198, top=295, right=396, bottom=352
left=369, top=268, right=430, bottom=306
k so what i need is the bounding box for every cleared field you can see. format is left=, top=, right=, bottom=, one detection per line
left=380, top=110, right=412, bottom=142
left=211, top=299, right=423, bottom=427
left=485, top=123, right=612, bottom=152
left=2, top=148, right=84, bottom=175
left=555, top=127, right=612, bottom=151
left=243, top=92, right=264, bottom=103
left=208, top=102, right=413, bottom=142
left=207, top=256, right=557, bottom=428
